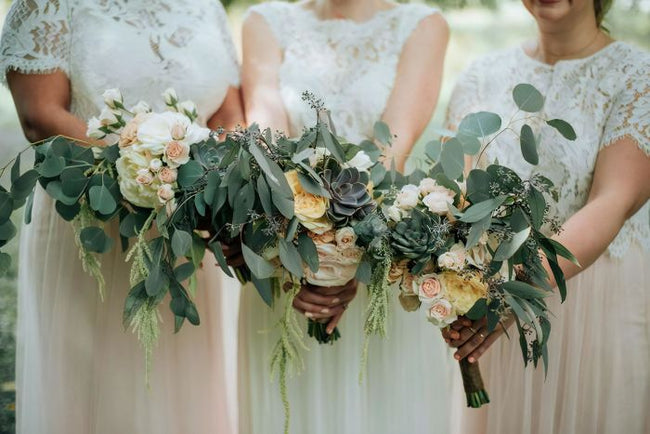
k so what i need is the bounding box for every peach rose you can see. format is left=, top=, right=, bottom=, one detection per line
left=157, top=183, right=175, bottom=203
left=388, top=260, right=409, bottom=284
left=119, top=115, right=147, bottom=148
left=135, top=168, right=154, bottom=185
left=165, top=140, right=191, bottom=167
left=426, top=299, right=456, bottom=327
left=171, top=123, right=186, bottom=141
left=437, top=243, right=467, bottom=271
left=158, top=166, right=178, bottom=184
left=416, top=274, right=442, bottom=302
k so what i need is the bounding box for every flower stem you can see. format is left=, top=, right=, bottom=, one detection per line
left=307, top=319, right=340, bottom=344
left=459, top=358, right=490, bottom=408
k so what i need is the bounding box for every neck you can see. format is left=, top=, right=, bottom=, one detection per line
left=314, top=0, right=386, bottom=21
left=534, top=19, right=610, bottom=64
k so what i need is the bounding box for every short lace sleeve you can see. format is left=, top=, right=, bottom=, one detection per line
left=599, top=52, right=650, bottom=155
left=0, top=0, right=71, bottom=85
left=445, top=60, right=482, bottom=130
left=213, top=0, right=240, bottom=87
left=395, top=4, right=441, bottom=50
left=244, top=2, right=289, bottom=49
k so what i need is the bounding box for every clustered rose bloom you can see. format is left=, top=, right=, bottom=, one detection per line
left=395, top=185, right=420, bottom=210
left=416, top=274, right=442, bottom=302
left=285, top=170, right=333, bottom=234
left=304, top=239, right=362, bottom=287
left=421, top=184, right=455, bottom=215
left=437, top=242, right=467, bottom=271
left=437, top=271, right=488, bottom=315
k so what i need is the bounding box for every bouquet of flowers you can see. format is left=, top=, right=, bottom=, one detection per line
left=363, top=83, right=578, bottom=408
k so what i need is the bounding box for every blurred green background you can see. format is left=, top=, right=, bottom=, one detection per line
left=0, top=0, right=648, bottom=432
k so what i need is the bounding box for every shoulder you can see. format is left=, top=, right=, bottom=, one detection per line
left=245, top=1, right=295, bottom=24
left=394, top=3, right=447, bottom=32
left=604, top=42, right=650, bottom=85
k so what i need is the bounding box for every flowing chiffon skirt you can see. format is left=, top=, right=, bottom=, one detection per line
left=451, top=244, right=650, bottom=434
left=238, top=280, right=458, bottom=434
left=16, top=189, right=239, bottom=434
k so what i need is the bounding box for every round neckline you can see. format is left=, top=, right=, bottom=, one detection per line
left=295, top=1, right=402, bottom=25
left=517, top=40, right=624, bottom=68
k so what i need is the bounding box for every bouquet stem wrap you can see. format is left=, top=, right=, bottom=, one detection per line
left=459, top=358, right=490, bottom=408
left=308, top=319, right=340, bottom=344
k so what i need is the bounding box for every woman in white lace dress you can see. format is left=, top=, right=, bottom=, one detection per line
left=443, top=0, right=650, bottom=432
left=0, top=1, right=242, bottom=433
left=237, top=1, right=451, bottom=433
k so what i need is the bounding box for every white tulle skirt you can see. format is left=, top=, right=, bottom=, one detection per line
left=16, top=189, right=239, bottom=434
left=451, top=244, right=650, bottom=434
left=238, top=278, right=459, bottom=434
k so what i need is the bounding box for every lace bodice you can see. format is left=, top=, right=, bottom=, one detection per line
left=0, top=0, right=239, bottom=124
left=247, top=1, right=439, bottom=142
left=446, top=42, right=650, bottom=258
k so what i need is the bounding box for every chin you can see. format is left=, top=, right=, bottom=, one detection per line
left=522, top=0, right=587, bottom=25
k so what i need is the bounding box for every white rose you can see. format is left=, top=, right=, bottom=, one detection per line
left=395, top=185, right=420, bottom=210
left=102, top=88, right=123, bottom=109
left=335, top=227, right=357, bottom=250
left=163, top=88, right=178, bottom=106
left=184, top=122, right=211, bottom=144
left=385, top=205, right=404, bottom=222
left=135, top=112, right=197, bottom=155
left=149, top=158, right=163, bottom=172
left=344, top=150, right=373, bottom=172
left=99, top=107, right=120, bottom=127
left=304, top=242, right=360, bottom=287
left=136, top=168, right=154, bottom=185
left=178, top=100, right=198, bottom=119
left=437, top=243, right=466, bottom=271
left=426, top=298, right=457, bottom=328
left=130, top=101, right=151, bottom=115
left=157, top=183, right=175, bottom=203
left=86, top=117, right=105, bottom=139
left=418, top=178, right=439, bottom=196
left=422, top=186, right=455, bottom=215
left=115, top=150, right=161, bottom=208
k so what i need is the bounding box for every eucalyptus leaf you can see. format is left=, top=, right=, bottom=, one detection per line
left=425, top=139, right=442, bottom=162
left=493, top=226, right=531, bottom=261
left=297, top=172, right=330, bottom=198
left=88, top=185, right=117, bottom=215
left=440, top=138, right=464, bottom=180
left=80, top=226, right=113, bottom=253
left=466, top=169, right=492, bottom=203
left=458, top=111, right=502, bottom=137
left=232, top=182, right=255, bottom=225
left=285, top=217, right=299, bottom=241
left=513, top=83, right=544, bottom=112
left=527, top=187, right=546, bottom=230
left=319, top=123, right=346, bottom=161
left=0, top=220, right=16, bottom=241
left=145, top=265, right=169, bottom=297
left=0, top=192, right=14, bottom=225
left=257, top=176, right=274, bottom=216
left=278, top=238, right=303, bottom=278
left=503, top=280, right=549, bottom=299
left=61, top=168, right=89, bottom=198
left=373, top=121, right=392, bottom=145
left=271, top=189, right=294, bottom=219
left=194, top=192, right=206, bottom=216
left=37, top=155, right=66, bottom=178
left=297, top=233, right=319, bottom=273
left=459, top=195, right=507, bottom=223
left=0, top=252, right=11, bottom=277
left=185, top=302, right=200, bottom=325
left=174, top=262, right=195, bottom=282
left=242, top=243, right=276, bottom=279
left=55, top=201, right=80, bottom=221
left=203, top=170, right=221, bottom=205
left=546, top=119, right=577, bottom=141
left=465, top=298, right=488, bottom=320
left=10, top=155, right=20, bottom=183
left=466, top=214, right=491, bottom=249
left=520, top=124, right=539, bottom=165
left=208, top=241, right=235, bottom=279
left=251, top=275, right=274, bottom=307
left=177, top=160, right=204, bottom=188
left=171, top=230, right=192, bottom=257
left=355, top=259, right=372, bottom=284
left=11, top=169, right=39, bottom=202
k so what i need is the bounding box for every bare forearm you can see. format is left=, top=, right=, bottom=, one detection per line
left=19, top=106, right=88, bottom=143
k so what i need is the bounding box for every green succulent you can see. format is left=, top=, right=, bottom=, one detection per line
left=322, top=167, right=375, bottom=224
left=391, top=212, right=441, bottom=273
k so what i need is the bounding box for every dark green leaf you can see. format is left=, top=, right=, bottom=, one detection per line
left=0, top=192, right=14, bottom=225
left=89, top=185, right=117, bottom=215
left=208, top=241, right=234, bottom=278
left=503, top=280, right=549, bottom=299
left=170, top=296, right=186, bottom=317
left=493, top=226, right=531, bottom=261
left=297, top=172, right=330, bottom=198
left=505, top=295, right=531, bottom=324
left=194, top=192, right=206, bottom=217
left=174, top=263, right=196, bottom=282
left=297, top=233, right=319, bottom=273
left=248, top=141, right=293, bottom=198
left=120, top=213, right=138, bottom=238
left=55, top=201, right=80, bottom=221
left=466, top=169, right=492, bottom=203
left=466, top=215, right=491, bottom=249
left=513, top=83, right=544, bottom=112
left=177, top=160, right=204, bottom=188
left=319, top=123, right=346, bottom=162
left=171, top=230, right=192, bottom=257
left=271, top=190, right=294, bottom=220
left=425, top=139, right=442, bottom=162
left=232, top=182, right=255, bottom=225
left=465, top=298, right=488, bottom=320
left=145, top=265, right=169, bottom=297
left=11, top=169, right=39, bottom=202
left=546, top=119, right=576, bottom=141
left=101, top=144, right=120, bottom=163
left=257, top=176, right=274, bottom=216
left=10, top=155, right=20, bottom=183
left=80, top=226, right=113, bottom=253
left=61, top=168, right=89, bottom=198
left=355, top=260, right=372, bottom=284
left=511, top=207, right=529, bottom=232
left=0, top=220, right=16, bottom=241
left=460, top=195, right=507, bottom=223
left=285, top=217, right=299, bottom=241
left=37, top=155, right=66, bottom=177
left=278, top=238, right=303, bottom=278
left=548, top=238, right=579, bottom=266
left=458, top=111, right=502, bottom=137
left=251, top=276, right=274, bottom=307
left=527, top=187, right=546, bottom=230
left=440, top=138, right=464, bottom=180
left=185, top=302, right=200, bottom=325
left=456, top=132, right=482, bottom=155
left=203, top=171, right=221, bottom=205
left=520, top=124, right=539, bottom=165
left=242, top=243, right=276, bottom=279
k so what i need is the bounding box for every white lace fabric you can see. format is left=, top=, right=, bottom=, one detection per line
left=247, top=1, right=439, bottom=143
left=0, top=0, right=240, bottom=124
left=446, top=42, right=650, bottom=258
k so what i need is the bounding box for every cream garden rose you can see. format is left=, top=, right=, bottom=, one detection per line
left=438, top=271, right=488, bottom=315
left=437, top=242, right=467, bottom=271
left=165, top=141, right=191, bottom=167
left=304, top=241, right=360, bottom=287
left=395, top=184, right=419, bottom=210
left=422, top=185, right=455, bottom=215
left=335, top=227, right=357, bottom=250
left=344, top=150, right=373, bottom=172
left=115, top=149, right=161, bottom=208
